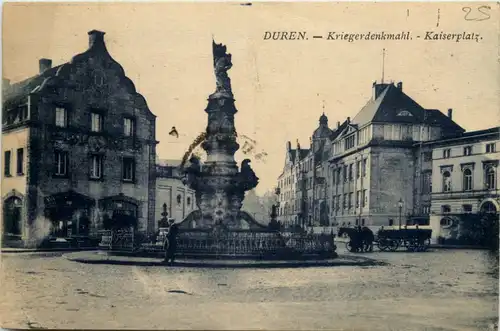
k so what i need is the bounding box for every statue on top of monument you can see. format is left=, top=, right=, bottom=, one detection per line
left=211, top=40, right=234, bottom=98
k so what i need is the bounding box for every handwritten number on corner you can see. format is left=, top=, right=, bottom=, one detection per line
left=463, top=6, right=491, bottom=21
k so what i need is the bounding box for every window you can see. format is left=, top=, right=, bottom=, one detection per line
left=422, top=172, right=432, bottom=194
left=90, top=155, right=103, bottom=179
left=486, top=167, right=496, bottom=190
left=486, top=143, right=496, bottom=153
left=442, top=171, right=451, bottom=192
left=348, top=164, right=353, bottom=181
left=463, top=168, right=473, bottom=191
left=16, top=148, right=24, bottom=175
left=176, top=195, right=182, bottom=205
left=362, top=190, right=367, bottom=207
left=343, top=194, right=347, bottom=209
left=122, top=157, right=135, bottom=181
left=343, top=166, right=347, bottom=182
left=463, top=204, right=473, bottom=213
left=4, top=151, right=11, bottom=176
left=356, top=191, right=360, bottom=207
left=389, top=219, right=394, bottom=226
left=362, top=159, right=367, bottom=177
left=361, top=219, right=365, bottom=226
left=463, top=146, right=472, bottom=156
left=443, top=149, right=451, bottom=159
left=344, top=135, right=355, bottom=150
left=55, top=107, right=67, bottom=127
left=337, top=169, right=341, bottom=184
left=440, top=218, right=452, bottom=226
left=124, top=118, right=135, bottom=137
left=91, top=112, right=103, bottom=132
left=441, top=205, right=451, bottom=213
left=54, top=151, right=68, bottom=176
left=356, top=161, right=360, bottom=178
left=348, top=193, right=353, bottom=208
left=422, top=206, right=430, bottom=215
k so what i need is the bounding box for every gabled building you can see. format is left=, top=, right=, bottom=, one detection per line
left=328, top=81, right=464, bottom=228
left=276, top=140, right=309, bottom=226
left=2, top=30, right=157, bottom=247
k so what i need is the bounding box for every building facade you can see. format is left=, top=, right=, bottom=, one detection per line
left=155, top=159, right=197, bottom=228
left=426, top=127, right=499, bottom=243
left=2, top=30, right=157, bottom=246
left=277, top=81, right=467, bottom=231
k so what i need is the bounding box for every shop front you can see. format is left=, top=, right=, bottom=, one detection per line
left=44, top=190, right=95, bottom=238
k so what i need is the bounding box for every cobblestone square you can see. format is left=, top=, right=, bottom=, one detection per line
left=1, top=249, right=497, bottom=330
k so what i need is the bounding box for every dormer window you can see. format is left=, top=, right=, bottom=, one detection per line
left=397, top=110, right=413, bottom=116
left=55, top=107, right=67, bottom=127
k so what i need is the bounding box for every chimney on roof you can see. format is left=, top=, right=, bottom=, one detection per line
left=286, top=141, right=291, bottom=151
left=397, top=82, right=403, bottom=90
left=347, top=117, right=351, bottom=124
left=39, top=58, right=52, bottom=74
left=337, top=121, right=340, bottom=129
left=372, top=81, right=390, bottom=100
left=88, top=30, right=106, bottom=49
left=447, top=108, right=453, bottom=120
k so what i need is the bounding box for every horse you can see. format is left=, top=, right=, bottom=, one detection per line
left=338, top=226, right=374, bottom=253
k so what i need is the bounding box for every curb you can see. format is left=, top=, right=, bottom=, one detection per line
left=1, top=247, right=98, bottom=254
left=63, top=252, right=386, bottom=269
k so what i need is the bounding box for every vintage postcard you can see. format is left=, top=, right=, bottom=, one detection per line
left=1, top=2, right=498, bottom=330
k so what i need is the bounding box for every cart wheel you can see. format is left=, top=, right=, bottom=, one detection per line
left=388, top=240, right=399, bottom=252
left=406, top=239, right=418, bottom=252
left=377, top=239, right=389, bottom=252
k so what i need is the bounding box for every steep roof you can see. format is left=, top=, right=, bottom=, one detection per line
left=352, top=84, right=428, bottom=126
left=349, top=83, right=464, bottom=137
left=420, top=126, right=499, bottom=146
left=3, top=30, right=156, bottom=119
left=424, top=109, right=464, bottom=135
left=289, top=148, right=310, bottom=164
left=3, top=65, right=63, bottom=109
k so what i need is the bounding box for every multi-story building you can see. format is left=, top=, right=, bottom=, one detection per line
left=424, top=127, right=499, bottom=243
left=2, top=30, right=157, bottom=247
left=277, top=114, right=339, bottom=228
left=155, top=159, right=197, bottom=227
left=328, top=81, right=464, bottom=228
left=276, top=140, right=308, bottom=226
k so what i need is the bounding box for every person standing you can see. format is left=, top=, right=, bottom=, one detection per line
left=164, top=219, right=179, bottom=265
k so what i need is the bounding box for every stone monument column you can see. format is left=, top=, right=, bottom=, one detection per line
left=182, top=40, right=258, bottom=230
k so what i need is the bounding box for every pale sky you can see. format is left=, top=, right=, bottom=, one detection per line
left=3, top=2, right=499, bottom=195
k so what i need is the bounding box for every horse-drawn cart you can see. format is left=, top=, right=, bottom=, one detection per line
left=376, top=228, right=432, bottom=252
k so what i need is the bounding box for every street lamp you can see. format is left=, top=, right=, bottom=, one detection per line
left=398, top=198, right=403, bottom=230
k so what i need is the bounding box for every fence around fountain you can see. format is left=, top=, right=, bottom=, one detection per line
left=98, top=228, right=337, bottom=260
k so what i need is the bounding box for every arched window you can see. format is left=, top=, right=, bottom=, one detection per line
left=176, top=194, right=182, bottom=205
left=442, top=171, right=452, bottom=192
left=463, top=169, right=473, bottom=191
left=441, top=205, right=451, bottom=213
left=440, top=218, right=452, bottom=226
left=486, top=167, right=496, bottom=190
left=388, top=219, right=394, bottom=226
